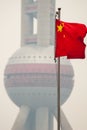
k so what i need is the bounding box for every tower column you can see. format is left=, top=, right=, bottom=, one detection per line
left=36, top=107, right=49, bottom=130
left=53, top=108, right=73, bottom=130
left=24, top=109, right=36, bottom=130
left=60, top=109, right=73, bottom=130
left=12, top=106, right=30, bottom=130
left=48, top=111, right=54, bottom=130
left=21, top=0, right=36, bottom=46
left=37, top=0, right=50, bottom=46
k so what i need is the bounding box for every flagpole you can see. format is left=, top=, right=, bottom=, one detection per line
left=56, top=8, right=61, bottom=130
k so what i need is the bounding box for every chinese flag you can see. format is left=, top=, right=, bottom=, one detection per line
left=55, top=19, right=87, bottom=59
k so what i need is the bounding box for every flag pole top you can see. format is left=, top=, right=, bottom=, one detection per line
left=58, top=8, right=61, bottom=11
left=56, top=8, right=61, bottom=19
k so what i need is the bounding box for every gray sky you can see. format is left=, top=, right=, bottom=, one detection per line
left=0, top=0, right=87, bottom=130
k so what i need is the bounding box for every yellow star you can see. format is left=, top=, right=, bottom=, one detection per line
left=57, top=24, right=63, bottom=32
left=63, top=34, right=66, bottom=38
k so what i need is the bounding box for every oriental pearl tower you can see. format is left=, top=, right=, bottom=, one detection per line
left=4, top=0, right=74, bottom=130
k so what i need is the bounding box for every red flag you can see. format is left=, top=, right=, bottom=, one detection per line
left=55, top=19, right=87, bottom=59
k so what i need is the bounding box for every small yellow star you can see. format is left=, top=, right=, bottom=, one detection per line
left=63, top=34, right=66, bottom=38
left=57, top=24, right=64, bottom=32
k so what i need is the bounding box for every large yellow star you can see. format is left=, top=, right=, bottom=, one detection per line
left=57, top=24, right=63, bottom=32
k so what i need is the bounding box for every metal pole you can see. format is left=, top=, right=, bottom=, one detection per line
left=56, top=8, right=61, bottom=130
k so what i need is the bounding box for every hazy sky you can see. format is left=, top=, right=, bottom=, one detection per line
left=0, top=0, right=87, bottom=130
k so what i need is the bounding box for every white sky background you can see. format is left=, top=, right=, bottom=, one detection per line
left=0, top=0, right=87, bottom=130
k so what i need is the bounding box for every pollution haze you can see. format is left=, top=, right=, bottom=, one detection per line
left=0, top=0, right=87, bottom=130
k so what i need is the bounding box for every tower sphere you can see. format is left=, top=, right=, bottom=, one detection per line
left=4, top=45, right=74, bottom=108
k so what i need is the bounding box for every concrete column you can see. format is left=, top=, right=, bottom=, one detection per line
left=24, top=109, right=36, bottom=130
left=53, top=108, right=57, bottom=119
left=37, top=0, right=55, bottom=46
left=50, top=0, right=55, bottom=45
left=37, top=0, right=50, bottom=46
left=48, top=111, right=53, bottom=130
left=53, top=108, right=72, bottom=130
left=21, top=0, right=34, bottom=46
left=12, top=106, right=30, bottom=130
left=60, top=109, right=73, bottom=130
left=36, top=107, right=49, bottom=130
